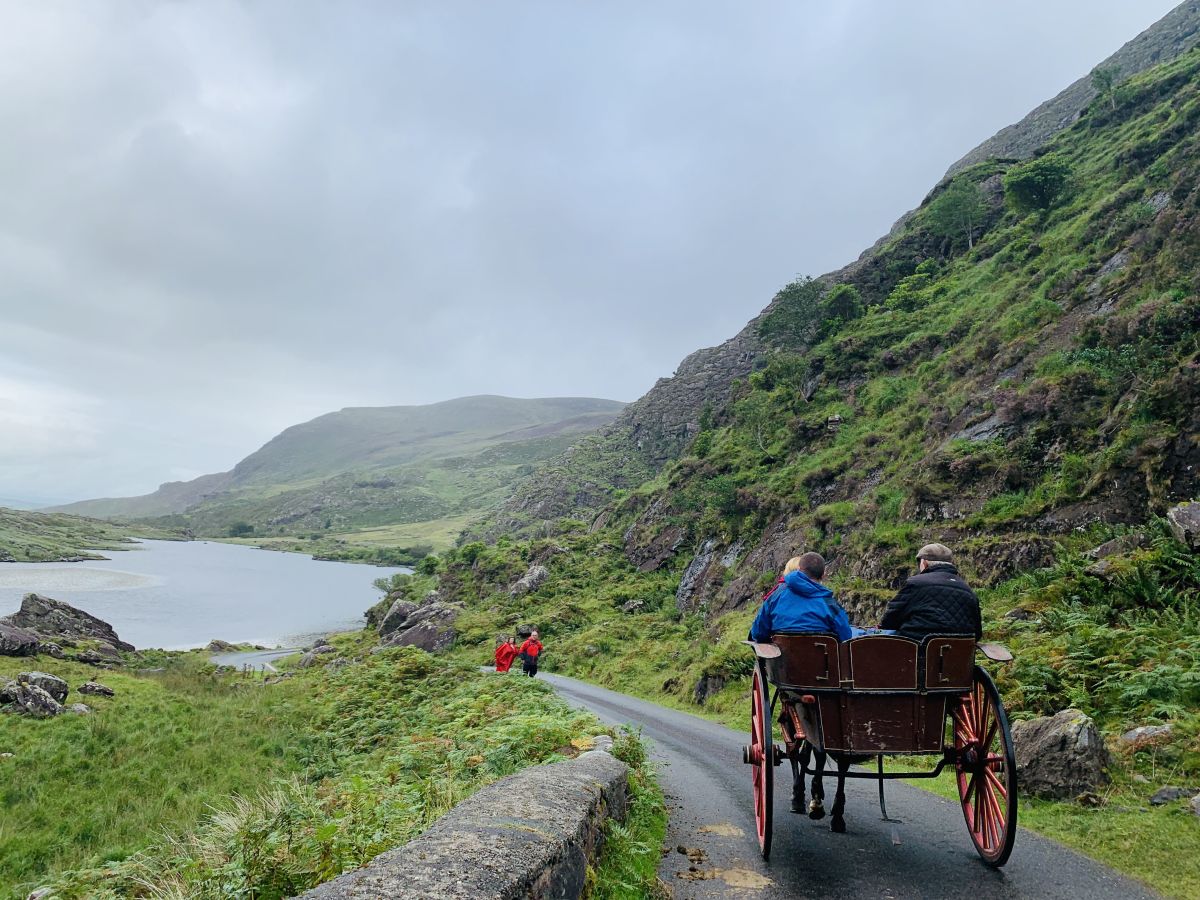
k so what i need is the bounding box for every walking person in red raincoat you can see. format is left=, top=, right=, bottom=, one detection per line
left=517, top=630, right=543, bottom=677
left=494, top=635, right=519, bottom=673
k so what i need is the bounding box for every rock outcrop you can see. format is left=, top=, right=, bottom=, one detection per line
left=0, top=681, right=63, bottom=718
left=18, top=672, right=68, bottom=703
left=378, top=600, right=418, bottom=637
left=1012, top=709, right=1110, bottom=799
left=1, top=593, right=134, bottom=653
left=1167, top=501, right=1200, bottom=551
left=0, top=622, right=39, bottom=657
left=376, top=597, right=460, bottom=653
left=78, top=681, right=115, bottom=697
left=509, top=564, right=549, bottom=597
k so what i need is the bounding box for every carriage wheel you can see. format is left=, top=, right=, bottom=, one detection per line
left=953, top=666, right=1018, bottom=867
left=749, top=660, right=773, bottom=859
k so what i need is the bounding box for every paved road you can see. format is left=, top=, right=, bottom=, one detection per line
left=542, top=673, right=1159, bottom=900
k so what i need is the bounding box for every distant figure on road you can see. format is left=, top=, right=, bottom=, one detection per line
left=749, top=553, right=854, bottom=643
left=518, top=630, right=543, bottom=677
left=494, top=635, right=519, bottom=673
left=880, top=543, right=982, bottom=639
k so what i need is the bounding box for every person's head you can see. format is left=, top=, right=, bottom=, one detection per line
left=792, top=551, right=826, bottom=581
left=783, top=556, right=803, bottom=576
left=917, top=542, right=953, bottom=572
left=531, top=630, right=540, bottom=640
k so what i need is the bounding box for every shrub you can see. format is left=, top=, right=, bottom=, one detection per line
left=1004, top=155, right=1073, bottom=214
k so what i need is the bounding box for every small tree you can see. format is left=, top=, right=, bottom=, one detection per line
left=820, top=284, right=863, bottom=334
left=1003, top=156, right=1072, bottom=215
left=1091, top=65, right=1120, bottom=111
left=227, top=521, right=254, bottom=537
left=926, top=179, right=988, bottom=249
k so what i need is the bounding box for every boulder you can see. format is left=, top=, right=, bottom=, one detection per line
left=509, top=565, right=549, bottom=597
left=1191, top=795, right=1200, bottom=818
left=68, top=703, right=92, bottom=715
left=78, top=681, right=115, bottom=697
left=1118, top=724, right=1173, bottom=750
left=692, top=674, right=727, bottom=705
left=206, top=639, right=238, bottom=652
left=1011, top=709, right=1110, bottom=799
left=39, top=643, right=64, bottom=659
left=0, top=623, right=39, bottom=657
left=1167, top=501, right=1200, bottom=551
left=379, top=600, right=418, bottom=637
left=1086, top=533, right=1147, bottom=560
left=381, top=602, right=459, bottom=653
left=296, top=645, right=337, bottom=668
left=18, top=672, right=68, bottom=703
left=0, top=593, right=134, bottom=652
left=0, top=681, right=63, bottom=717
left=620, top=599, right=646, bottom=614
left=1004, top=608, right=1035, bottom=622
left=1150, top=785, right=1196, bottom=806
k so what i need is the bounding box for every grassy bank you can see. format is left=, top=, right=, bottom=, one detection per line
left=2, top=637, right=640, bottom=899
left=0, top=508, right=175, bottom=562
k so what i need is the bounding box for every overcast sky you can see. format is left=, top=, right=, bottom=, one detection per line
left=0, top=1, right=1181, bottom=505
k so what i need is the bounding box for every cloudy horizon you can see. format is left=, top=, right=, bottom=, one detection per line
left=0, top=1, right=1181, bottom=506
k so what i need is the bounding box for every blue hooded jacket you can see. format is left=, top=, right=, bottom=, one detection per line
left=749, top=570, right=854, bottom=642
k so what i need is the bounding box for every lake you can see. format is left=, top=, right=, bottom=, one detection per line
left=0, top=540, right=408, bottom=650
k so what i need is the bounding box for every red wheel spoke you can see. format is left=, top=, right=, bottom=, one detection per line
left=985, top=767, right=1008, bottom=802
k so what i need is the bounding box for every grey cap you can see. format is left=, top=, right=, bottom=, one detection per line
left=917, top=542, right=953, bottom=563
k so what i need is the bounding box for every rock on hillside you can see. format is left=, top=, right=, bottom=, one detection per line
left=1, top=593, right=134, bottom=653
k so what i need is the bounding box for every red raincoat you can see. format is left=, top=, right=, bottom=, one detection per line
left=494, top=642, right=519, bottom=673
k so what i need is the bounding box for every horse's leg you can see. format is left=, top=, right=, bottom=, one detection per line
left=830, top=755, right=851, bottom=833
left=808, top=748, right=827, bottom=820
left=790, top=744, right=807, bottom=813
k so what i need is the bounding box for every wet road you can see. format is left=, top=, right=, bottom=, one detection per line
left=543, top=673, right=1159, bottom=900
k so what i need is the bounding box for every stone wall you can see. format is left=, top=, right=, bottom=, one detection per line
left=291, top=745, right=628, bottom=900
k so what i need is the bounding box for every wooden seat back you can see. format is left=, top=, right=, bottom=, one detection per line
left=766, top=632, right=977, bottom=754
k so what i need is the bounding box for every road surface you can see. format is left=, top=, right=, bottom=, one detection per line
left=542, top=673, right=1159, bottom=900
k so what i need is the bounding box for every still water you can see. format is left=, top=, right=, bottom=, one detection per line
left=0, top=539, right=407, bottom=650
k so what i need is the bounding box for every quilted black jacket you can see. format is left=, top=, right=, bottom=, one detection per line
left=880, top=564, right=982, bottom=640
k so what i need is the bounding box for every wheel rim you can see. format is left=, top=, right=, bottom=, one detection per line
left=750, top=665, right=773, bottom=858
left=953, top=667, right=1017, bottom=866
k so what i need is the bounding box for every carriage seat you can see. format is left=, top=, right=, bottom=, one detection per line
left=763, top=632, right=976, bottom=754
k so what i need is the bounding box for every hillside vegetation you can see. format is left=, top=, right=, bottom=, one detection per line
left=387, top=48, right=1200, bottom=896
left=0, top=508, right=166, bottom=563
left=50, top=396, right=623, bottom=556
left=3, top=640, right=659, bottom=900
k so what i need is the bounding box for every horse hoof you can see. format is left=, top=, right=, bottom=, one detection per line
left=808, top=799, right=826, bottom=820
left=831, top=817, right=846, bottom=834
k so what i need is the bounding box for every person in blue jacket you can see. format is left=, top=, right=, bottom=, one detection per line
left=749, top=552, right=854, bottom=642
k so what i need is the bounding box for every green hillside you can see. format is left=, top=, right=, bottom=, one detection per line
left=49, top=396, right=624, bottom=554
left=388, top=48, right=1200, bottom=895
left=0, top=508, right=164, bottom=562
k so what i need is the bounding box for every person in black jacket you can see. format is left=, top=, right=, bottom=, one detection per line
left=880, top=543, right=982, bottom=639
